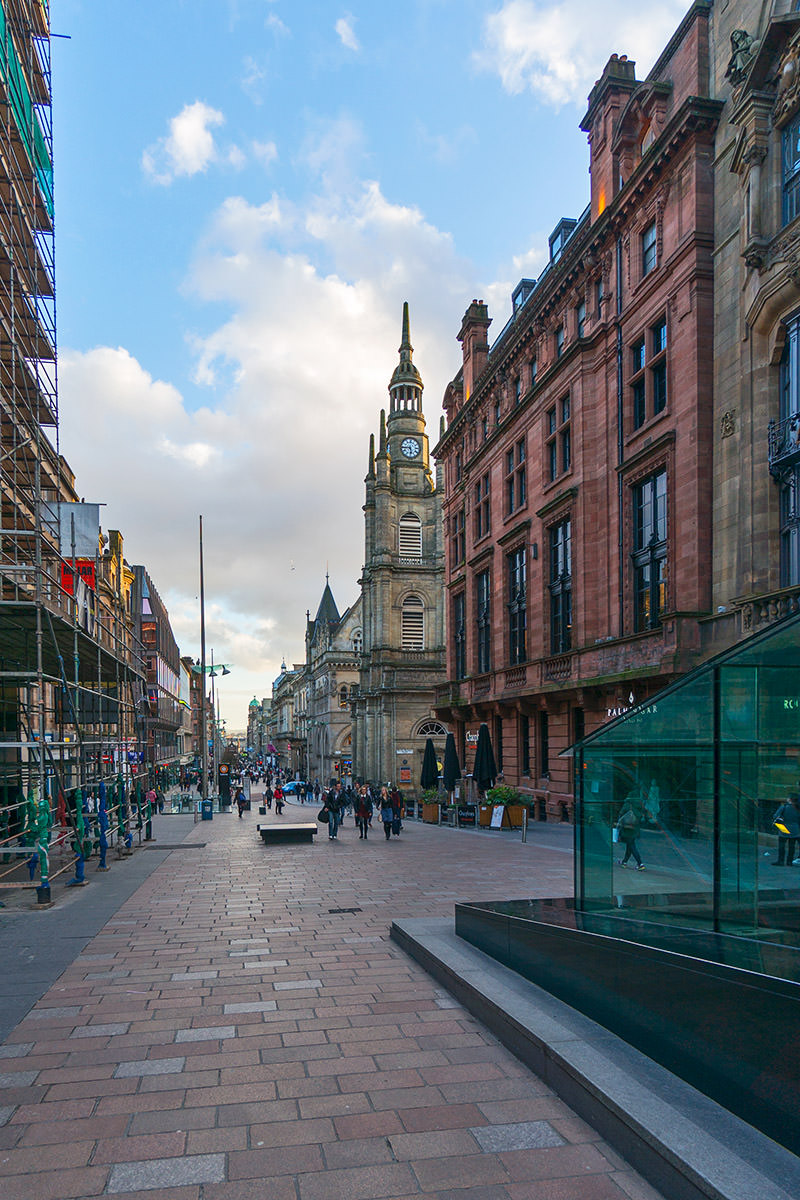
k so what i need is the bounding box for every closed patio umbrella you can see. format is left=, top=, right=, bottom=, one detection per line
left=420, top=738, right=439, bottom=790
left=473, top=723, right=497, bottom=794
left=442, top=732, right=461, bottom=794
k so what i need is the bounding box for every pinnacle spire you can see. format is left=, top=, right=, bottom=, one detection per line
left=378, top=409, right=387, bottom=455
left=389, top=301, right=423, bottom=413
left=400, top=301, right=412, bottom=359
left=367, top=432, right=375, bottom=478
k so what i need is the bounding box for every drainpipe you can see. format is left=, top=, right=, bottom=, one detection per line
left=616, top=236, right=625, bottom=638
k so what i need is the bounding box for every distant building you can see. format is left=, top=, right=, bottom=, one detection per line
left=133, top=567, right=182, bottom=785
left=305, top=582, right=361, bottom=785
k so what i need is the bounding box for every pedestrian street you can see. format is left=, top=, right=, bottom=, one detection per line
left=0, top=799, right=664, bottom=1200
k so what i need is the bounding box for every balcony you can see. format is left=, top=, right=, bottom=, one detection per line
left=768, top=415, right=800, bottom=478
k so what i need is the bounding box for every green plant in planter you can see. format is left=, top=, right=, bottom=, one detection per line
left=420, top=788, right=439, bottom=802
left=485, top=785, right=522, bottom=805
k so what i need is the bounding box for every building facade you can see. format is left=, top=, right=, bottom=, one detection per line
left=434, top=4, right=720, bottom=817
left=351, top=305, right=448, bottom=790
left=134, top=567, right=182, bottom=786
left=305, top=583, right=360, bottom=785
left=711, top=2, right=800, bottom=636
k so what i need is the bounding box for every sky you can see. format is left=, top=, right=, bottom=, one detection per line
left=51, top=0, right=690, bottom=728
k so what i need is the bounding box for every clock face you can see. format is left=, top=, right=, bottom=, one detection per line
left=401, top=437, right=420, bottom=459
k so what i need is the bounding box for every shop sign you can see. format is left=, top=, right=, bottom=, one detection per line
left=457, top=804, right=477, bottom=827
left=466, top=731, right=479, bottom=744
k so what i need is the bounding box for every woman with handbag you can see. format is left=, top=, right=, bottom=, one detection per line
left=771, top=795, right=800, bottom=866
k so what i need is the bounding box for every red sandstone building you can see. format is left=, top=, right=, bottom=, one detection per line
left=434, top=5, right=721, bottom=818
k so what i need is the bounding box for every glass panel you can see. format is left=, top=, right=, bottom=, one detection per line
left=576, top=613, right=800, bottom=948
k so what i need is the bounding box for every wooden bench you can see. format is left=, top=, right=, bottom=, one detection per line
left=257, top=822, right=317, bottom=846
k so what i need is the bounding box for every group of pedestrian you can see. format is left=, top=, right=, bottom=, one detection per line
left=319, top=781, right=404, bottom=842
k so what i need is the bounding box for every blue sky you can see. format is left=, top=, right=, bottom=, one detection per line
left=51, top=0, right=689, bottom=726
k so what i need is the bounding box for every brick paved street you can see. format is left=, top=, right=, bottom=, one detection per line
left=0, top=801, right=664, bottom=1199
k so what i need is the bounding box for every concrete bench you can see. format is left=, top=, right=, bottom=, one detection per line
left=257, top=822, right=317, bottom=846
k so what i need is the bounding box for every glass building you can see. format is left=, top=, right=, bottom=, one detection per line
left=575, top=611, right=800, bottom=948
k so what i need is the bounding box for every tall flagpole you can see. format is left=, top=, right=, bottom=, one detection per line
left=199, top=516, right=208, bottom=807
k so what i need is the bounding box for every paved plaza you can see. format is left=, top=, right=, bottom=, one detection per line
left=0, top=800, right=664, bottom=1200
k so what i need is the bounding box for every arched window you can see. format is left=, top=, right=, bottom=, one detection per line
left=339, top=686, right=349, bottom=708
left=401, top=594, right=424, bottom=650
left=399, top=513, right=422, bottom=558
left=417, top=720, right=448, bottom=737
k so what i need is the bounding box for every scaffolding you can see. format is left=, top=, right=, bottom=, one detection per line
left=0, top=2, right=148, bottom=900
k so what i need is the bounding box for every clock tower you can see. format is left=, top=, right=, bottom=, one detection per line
left=352, top=303, right=448, bottom=790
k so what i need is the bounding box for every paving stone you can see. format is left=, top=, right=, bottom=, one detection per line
left=70, top=1023, right=130, bottom=1038
left=107, top=1153, right=225, bottom=1192
left=222, top=1000, right=277, bottom=1013
left=0, top=1070, right=38, bottom=1087
left=114, top=1057, right=186, bottom=1077
left=273, top=978, right=322, bottom=990
left=174, top=1025, right=236, bottom=1042
left=0, top=1044, right=33, bottom=1058
left=471, top=1121, right=566, bottom=1152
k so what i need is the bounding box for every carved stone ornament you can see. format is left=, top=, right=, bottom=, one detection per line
left=775, top=33, right=800, bottom=127
left=720, top=410, right=737, bottom=438
left=725, top=30, right=759, bottom=88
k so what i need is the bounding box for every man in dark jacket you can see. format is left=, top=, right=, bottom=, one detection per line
left=327, top=782, right=344, bottom=840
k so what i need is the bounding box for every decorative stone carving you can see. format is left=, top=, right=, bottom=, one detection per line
left=775, top=33, right=800, bottom=127
left=720, top=410, right=737, bottom=438
left=725, top=30, right=758, bottom=88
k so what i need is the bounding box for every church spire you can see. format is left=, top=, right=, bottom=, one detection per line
left=388, top=301, right=423, bottom=419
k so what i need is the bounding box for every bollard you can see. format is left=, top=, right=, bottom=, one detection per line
left=521, top=808, right=528, bottom=843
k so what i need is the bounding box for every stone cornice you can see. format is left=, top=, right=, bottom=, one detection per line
left=536, top=486, right=579, bottom=521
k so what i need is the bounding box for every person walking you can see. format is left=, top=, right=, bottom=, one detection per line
left=615, top=792, right=645, bottom=870
left=273, top=784, right=285, bottom=815
left=379, top=787, right=394, bottom=841
left=327, top=782, right=344, bottom=840
left=355, top=786, right=373, bottom=839
left=263, top=785, right=273, bottom=810
left=236, top=787, right=246, bottom=818
left=772, top=794, right=800, bottom=866
left=390, top=785, right=403, bottom=836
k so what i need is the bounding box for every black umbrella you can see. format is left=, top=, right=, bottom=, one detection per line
left=420, top=738, right=439, bottom=790
left=473, top=723, right=497, bottom=794
left=442, top=732, right=461, bottom=793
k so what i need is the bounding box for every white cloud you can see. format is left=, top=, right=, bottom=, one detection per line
left=242, top=55, right=266, bottom=104
left=253, top=139, right=278, bottom=167
left=477, top=0, right=689, bottom=108
left=266, top=13, right=290, bottom=37
left=142, top=101, right=227, bottom=185
left=335, top=14, right=360, bottom=52
left=59, top=172, right=483, bottom=726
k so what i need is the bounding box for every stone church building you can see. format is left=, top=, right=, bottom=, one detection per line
left=296, top=305, right=448, bottom=791
left=350, top=304, right=448, bottom=788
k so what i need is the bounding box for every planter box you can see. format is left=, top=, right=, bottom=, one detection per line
left=422, top=802, right=440, bottom=824
left=506, top=805, right=527, bottom=829
left=479, top=806, right=493, bottom=827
